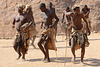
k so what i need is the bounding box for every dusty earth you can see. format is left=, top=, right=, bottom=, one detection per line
left=0, top=33, right=100, bottom=67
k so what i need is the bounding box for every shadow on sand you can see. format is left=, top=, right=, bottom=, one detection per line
left=84, top=58, right=100, bottom=66
left=89, top=39, right=100, bottom=41
left=1, top=46, right=13, bottom=48
left=75, top=57, right=100, bottom=66
left=27, top=57, right=100, bottom=66
left=26, top=57, right=72, bottom=63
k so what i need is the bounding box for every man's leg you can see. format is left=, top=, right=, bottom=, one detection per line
left=13, top=37, right=22, bottom=60
left=25, top=38, right=30, bottom=54
left=71, top=37, right=76, bottom=63
left=85, top=34, right=89, bottom=47
left=22, top=41, right=26, bottom=60
left=38, top=34, right=46, bottom=61
left=65, top=27, right=67, bottom=40
left=31, top=35, right=36, bottom=48
left=68, top=28, right=71, bottom=39
left=81, top=46, right=85, bottom=62
left=80, top=45, right=85, bottom=65
left=43, top=35, right=51, bottom=62
left=13, top=38, right=17, bottom=52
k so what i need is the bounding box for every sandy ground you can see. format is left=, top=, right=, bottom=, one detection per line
left=0, top=33, right=100, bottom=67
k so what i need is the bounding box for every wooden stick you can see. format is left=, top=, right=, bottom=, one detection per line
left=64, top=27, right=69, bottom=66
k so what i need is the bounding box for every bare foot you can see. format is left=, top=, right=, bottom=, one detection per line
left=41, top=57, right=46, bottom=62
left=71, top=57, right=75, bottom=63
left=80, top=62, right=86, bottom=66
left=43, top=58, right=51, bottom=63
left=17, top=55, right=21, bottom=60
left=31, top=43, right=36, bottom=49
left=22, top=58, right=25, bottom=61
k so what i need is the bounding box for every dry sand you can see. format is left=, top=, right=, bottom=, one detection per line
left=0, top=33, right=100, bottom=67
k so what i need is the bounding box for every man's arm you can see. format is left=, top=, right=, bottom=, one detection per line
left=40, top=22, right=44, bottom=29
left=66, top=12, right=73, bottom=16
left=82, top=13, right=90, bottom=35
left=31, top=12, right=36, bottom=26
left=51, top=12, right=59, bottom=27
left=62, top=11, right=65, bottom=23
left=85, top=9, right=90, bottom=17
left=25, top=15, right=33, bottom=30
left=12, top=17, right=16, bottom=28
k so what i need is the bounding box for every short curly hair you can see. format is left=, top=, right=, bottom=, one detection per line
left=40, top=3, right=46, bottom=8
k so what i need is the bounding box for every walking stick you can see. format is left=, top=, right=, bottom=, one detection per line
left=64, top=27, right=69, bottom=66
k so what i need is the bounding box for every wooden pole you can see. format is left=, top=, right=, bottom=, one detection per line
left=64, top=26, right=69, bottom=66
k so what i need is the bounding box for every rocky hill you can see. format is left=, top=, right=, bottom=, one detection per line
left=0, top=0, right=99, bottom=38
left=79, top=0, right=100, bottom=32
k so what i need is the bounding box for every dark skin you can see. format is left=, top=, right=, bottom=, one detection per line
left=62, top=9, right=71, bottom=23
left=38, top=6, right=59, bottom=62
left=66, top=7, right=90, bottom=64
left=82, top=5, right=91, bottom=36
left=82, top=6, right=90, bottom=18
left=12, top=7, right=33, bottom=60
left=24, top=7, right=36, bottom=48
left=62, top=9, right=71, bottom=39
left=12, top=7, right=33, bottom=32
left=48, top=3, right=58, bottom=41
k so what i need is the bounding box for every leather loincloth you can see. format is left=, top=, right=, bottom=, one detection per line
left=20, top=22, right=38, bottom=38
left=71, top=27, right=89, bottom=50
left=41, top=28, right=57, bottom=51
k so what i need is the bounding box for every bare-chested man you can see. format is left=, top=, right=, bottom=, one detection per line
left=12, top=4, right=33, bottom=60
left=48, top=2, right=58, bottom=41
left=38, top=3, right=59, bottom=62
left=24, top=4, right=37, bottom=48
left=62, top=7, right=71, bottom=40
left=66, top=7, right=90, bottom=65
left=82, top=5, right=90, bottom=19
left=82, top=5, right=92, bottom=33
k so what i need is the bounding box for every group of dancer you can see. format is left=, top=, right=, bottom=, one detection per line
left=12, top=2, right=92, bottom=65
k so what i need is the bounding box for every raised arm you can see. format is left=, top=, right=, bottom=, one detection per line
left=82, top=13, right=90, bottom=35
left=85, top=9, right=90, bottom=17
left=12, top=17, right=16, bottom=28
left=30, top=11, right=36, bottom=26
left=66, top=12, right=73, bottom=16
